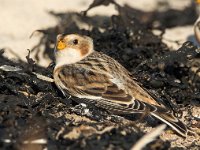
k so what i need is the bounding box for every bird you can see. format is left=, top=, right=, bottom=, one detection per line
left=194, top=0, right=200, bottom=44
left=53, top=34, right=188, bottom=137
left=194, top=16, right=200, bottom=44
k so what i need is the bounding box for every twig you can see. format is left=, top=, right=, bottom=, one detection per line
left=131, top=124, right=166, bottom=150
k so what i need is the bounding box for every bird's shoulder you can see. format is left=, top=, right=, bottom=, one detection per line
left=81, top=51, right=131, bottom=77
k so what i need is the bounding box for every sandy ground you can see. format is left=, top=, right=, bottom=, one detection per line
left=0, top=0, right=197, bottom=67
left=0, top=1, right=199, bottom=149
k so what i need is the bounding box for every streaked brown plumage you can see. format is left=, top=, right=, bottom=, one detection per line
left=53, top=34, right=188, bottom=137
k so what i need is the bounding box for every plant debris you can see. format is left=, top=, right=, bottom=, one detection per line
left=0, top=0, right=200, bottom=150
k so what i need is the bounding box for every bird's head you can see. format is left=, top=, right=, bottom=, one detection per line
left=54, top=34, right=94, bottom=68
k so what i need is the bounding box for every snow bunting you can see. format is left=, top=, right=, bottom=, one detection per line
left=53, top=34, right=188, bottom=137
left=194, top=16, right=200, bottom=44
left=194, top=0, right=200, bottom=44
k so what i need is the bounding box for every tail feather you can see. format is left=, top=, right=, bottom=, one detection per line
left=151, top=111, right=188, bottom=137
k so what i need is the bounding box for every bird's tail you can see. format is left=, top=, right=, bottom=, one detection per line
left=150, top=110, right=188, bottom=137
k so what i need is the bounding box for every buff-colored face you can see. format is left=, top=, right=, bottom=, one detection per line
left=54, top=34, right=94, bottom=67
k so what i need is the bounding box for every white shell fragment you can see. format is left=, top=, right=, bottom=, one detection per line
left=0, top=65, right=22, bottom=72
left=32, top=72, right=54, bottom=83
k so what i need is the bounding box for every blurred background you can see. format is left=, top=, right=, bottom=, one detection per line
left=0, top=0, right=198, bottom=67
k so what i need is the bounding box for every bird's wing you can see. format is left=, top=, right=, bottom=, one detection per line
left=73, top=69, right=135, bottom=105
left=73, top=70, right=188, bottom=137
left=56, top=64, right=150, bottom=113
left=59, top=64, right=156, bottom=113
left=55, top=59, right=189, bottom=137
left=56, top=65, right=188, bottom=137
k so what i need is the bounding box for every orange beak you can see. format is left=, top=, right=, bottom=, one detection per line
left=57, top=40, right=66, bottom=50
left=56, top=34, right=66, bottom=50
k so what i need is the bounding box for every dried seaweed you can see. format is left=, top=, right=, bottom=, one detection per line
left=0, top=0, right=200, bottom=150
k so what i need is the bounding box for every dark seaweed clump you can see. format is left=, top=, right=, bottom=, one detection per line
left=0, top=0, right=199, bottom=149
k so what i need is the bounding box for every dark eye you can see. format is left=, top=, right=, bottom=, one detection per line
left=73, top=39, right=78, bottom=45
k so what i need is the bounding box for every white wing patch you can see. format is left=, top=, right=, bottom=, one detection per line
left=110, top=78, right=125, bottom=90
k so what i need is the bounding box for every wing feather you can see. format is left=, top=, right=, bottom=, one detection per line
left=74, top=70, right=135, bottom=104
